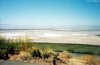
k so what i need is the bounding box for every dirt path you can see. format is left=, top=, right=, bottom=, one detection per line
left=0, top=60, right=43, bottom=65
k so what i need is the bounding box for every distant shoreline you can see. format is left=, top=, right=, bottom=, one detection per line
left=0, top=29, right=100, bottom=31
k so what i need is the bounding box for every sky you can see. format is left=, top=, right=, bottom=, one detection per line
left=0, top=0, right=100, bottom=29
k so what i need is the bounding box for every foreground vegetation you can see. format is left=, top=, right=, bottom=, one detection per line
left=33, top=42, right=100, bottom=55
left=0, top=36, right=100, bottom=65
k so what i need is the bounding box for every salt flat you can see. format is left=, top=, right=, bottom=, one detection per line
left=0, top=29, right=100, bottom=45
left=34, top=34, right=100, bottom=45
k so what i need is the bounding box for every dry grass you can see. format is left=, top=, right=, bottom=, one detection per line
left=40, top=48, right=56, bottom=59
left=81, top=55, right=96, bottom=65
left=9, top=50, right=100, bottom=65
left=68, top=58, right=85, bottom=65
left=95, top=59, right=100, bottom=65
left=1, top=36, right=100, bottom=65
left=9, top=51, right=32, bottom=61
left=57, top=51, right=72, bottom=64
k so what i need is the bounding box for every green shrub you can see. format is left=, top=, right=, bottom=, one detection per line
left=0, top=49, right=9, bottom=60
left=41, top=48, right=56, bottom=59
left=31, top=49, right=42, bottom=58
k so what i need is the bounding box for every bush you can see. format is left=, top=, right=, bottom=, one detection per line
left=0, top=36, right=34, bottom=60
left=31, top=49, right=42, bottom=58
left=57, top=51, right=72, bottom=63
left=0, top=36, right=21, bottom=59
left=0, top=49, right=9, bottom=60
left=0, top=43, right=19, bottom=60
left=41, top=48, right=56, bottom=59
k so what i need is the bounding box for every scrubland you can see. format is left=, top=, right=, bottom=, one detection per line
left=0, top=36, right=100, bottom=65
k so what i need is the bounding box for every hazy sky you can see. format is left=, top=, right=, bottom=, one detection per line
left=0, top=0, right=100, bottom=29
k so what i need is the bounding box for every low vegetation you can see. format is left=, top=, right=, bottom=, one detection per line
left=33, top=42, right=100, bottom=55
left=0, top=36, right=100, bottom=65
